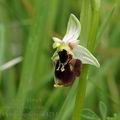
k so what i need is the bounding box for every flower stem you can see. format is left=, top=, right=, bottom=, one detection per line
left=72, top=0, right=100, bottom=120
left=72, top=65, right=88, bottom=120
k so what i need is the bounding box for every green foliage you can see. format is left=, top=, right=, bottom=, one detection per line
left=99, top=101, right=107, bottom=120
left=81, top=101, right=120, bottom=120
left=82, top=108, right=100, bottom=120
left=0, top=0, right=120, bottom=120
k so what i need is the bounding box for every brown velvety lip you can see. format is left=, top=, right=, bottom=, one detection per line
left=54, top=59, right=82, bottom=86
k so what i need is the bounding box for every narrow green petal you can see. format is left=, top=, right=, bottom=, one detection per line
left=52, top=37, right=62, bottom=48
left=51, top=50, right=59, bottom=61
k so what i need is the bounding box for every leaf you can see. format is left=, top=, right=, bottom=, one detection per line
left=81, top=108, right=100, bottom=120
left=96, top=5, right=116, bottom=47
left=0, top=57, right=22, bottom=71
left=99, top=101, right=107, bottom=120
left=55, top=80, right=79, bottom=120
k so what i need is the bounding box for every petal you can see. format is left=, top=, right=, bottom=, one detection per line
left=52, top=37, right=62, bottom=48
left=51, top=50, right=59, bottom=61
left=52, top=37, right=61, bottom=43
left=63, top=14, right=81, bottom=43
left=68, top=40, right=79, bottom=49
left=72, top=45, right=100, bottom=68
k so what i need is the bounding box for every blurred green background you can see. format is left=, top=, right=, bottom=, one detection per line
left=0, top=0, right=120, bottom=120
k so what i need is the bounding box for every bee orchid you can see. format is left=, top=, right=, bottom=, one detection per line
left=52, top=14, right=100, bottom=87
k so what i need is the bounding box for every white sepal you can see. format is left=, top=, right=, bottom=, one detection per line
left=72, top=45, right=100, bottom=68
left=63, top=14, right=81, bottom=43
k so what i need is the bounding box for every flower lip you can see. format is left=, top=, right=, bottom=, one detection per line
left=54, top=59, right=82, bottom=87
left=55, top=60, right=75, bottom=86
left=58, top=49, right=68, bottom=63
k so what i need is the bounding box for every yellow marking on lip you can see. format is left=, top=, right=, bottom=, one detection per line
left=58, top=44, right=70, bottom=51
left=54, top=84, right=63, bottom=88
left=57, top=44, right=74, bottom=56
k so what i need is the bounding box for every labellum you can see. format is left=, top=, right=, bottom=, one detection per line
left=51, top=14, right=100, bottom=87
left=54, top=49, right=82, bottom=87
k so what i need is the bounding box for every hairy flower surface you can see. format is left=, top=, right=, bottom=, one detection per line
left=52, top=14, right=100, bottom=87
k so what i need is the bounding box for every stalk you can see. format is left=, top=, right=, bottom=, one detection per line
left=72, top=0, right=100, bottom=120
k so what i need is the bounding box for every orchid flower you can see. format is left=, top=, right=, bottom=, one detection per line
left=51, top=14, right=100, bottom=87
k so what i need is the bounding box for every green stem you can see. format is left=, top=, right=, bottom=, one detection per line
left=72, top=0, right=100, bottom=120
left=72, top=65, right=88, bottom=120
